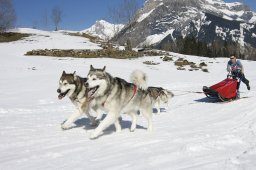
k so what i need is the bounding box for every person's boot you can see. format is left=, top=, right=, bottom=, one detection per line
left=247, top=81, right=250, bottom=90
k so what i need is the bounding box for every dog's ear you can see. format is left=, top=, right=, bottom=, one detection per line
left=102, top=66, right=106, bottom=72
left=62, top=71, right=66, bottom=75
left=90, top=65, right=95, bottom=71
left=73, top=71, right=78, bottom=80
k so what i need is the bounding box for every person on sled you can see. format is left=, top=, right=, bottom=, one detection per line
left=227, top=55, right=250, bottom=98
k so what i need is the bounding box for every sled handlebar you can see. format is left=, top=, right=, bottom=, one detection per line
left=227, top=72, right=240, bottom=81
left=227, top=73, right=233, bottom=78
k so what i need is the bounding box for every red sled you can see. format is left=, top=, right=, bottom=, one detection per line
left=203, top=78, right=238, bottom=101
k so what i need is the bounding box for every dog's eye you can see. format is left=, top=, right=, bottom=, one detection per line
left=63, top=83, right=67, bottom=85
left=93, top=78, right=96, bottom=81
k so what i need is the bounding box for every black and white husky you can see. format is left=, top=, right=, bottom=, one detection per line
left=85, top=65, right=154, bottom=139
left=57, top=71, right=99, bottom=130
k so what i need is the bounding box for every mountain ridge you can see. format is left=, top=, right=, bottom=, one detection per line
left=81, top=20, right=124, bottom=41
left=112, top=0, right=256, bottom=59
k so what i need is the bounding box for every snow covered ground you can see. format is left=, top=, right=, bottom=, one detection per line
left=0, top=29, right=256, bottom=170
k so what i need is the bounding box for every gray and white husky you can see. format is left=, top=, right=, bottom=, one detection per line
left=57, top=71, right=99, bottom=130
left=130, top=70, right=174, bottom=114
left=147, top=87, right=174, bottom=114
left=85, top=65, right=154, bottom=139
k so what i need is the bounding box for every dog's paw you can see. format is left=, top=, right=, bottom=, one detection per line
left=156, top=110, right=161, bottom=115
left=130, top=128, right=136, bottom=132
left=89, top=132, right=98, bottom=139
left=89, top=130, right=100, bottom=139
left=61, top=123, right=71, bottom=130
left=116, top=128, right=121, bottom=133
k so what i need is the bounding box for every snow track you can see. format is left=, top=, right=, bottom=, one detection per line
left=0, top=29, right=256, bottom=170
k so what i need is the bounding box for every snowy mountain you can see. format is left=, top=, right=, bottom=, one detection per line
left=112, top=0, right=256, bottom=58
left=81, top=20, right=124, bottom=40
left=1, top=28, right=256, bottom=169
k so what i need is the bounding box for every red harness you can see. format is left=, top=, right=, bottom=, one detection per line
left=102, top=84, right=137, bottom=107
left=131, top=84, right=137, bottom=98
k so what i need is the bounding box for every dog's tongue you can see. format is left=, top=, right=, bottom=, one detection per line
left=88, top=89, right=94, bottom=97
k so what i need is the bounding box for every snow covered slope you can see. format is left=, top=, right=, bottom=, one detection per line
left=81, top=20, right=124, bottom=40
left=0, top=29, right=256, bottom=170
left=8, top=28, right=102, bottom=50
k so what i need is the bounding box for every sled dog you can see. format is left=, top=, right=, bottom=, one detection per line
left=130, top=70, right=174, bottom=114
left=147, top=87, right=174, bottom=114
left=85, top=65, right=154, bottom=139
left=57, top=71, right=99, bottom=130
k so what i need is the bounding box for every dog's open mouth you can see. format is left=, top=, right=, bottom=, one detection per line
left=87, top=86, right=99, bottom=98
left=58, top=89, right=70, bottom=100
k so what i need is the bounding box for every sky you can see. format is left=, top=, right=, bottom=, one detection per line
left=13, top=0, right=256, bottom=31
left=13, top=0, right=144, bottom=31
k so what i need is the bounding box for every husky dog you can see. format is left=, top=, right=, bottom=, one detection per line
left=130, top=70, right=174, bottom=114
left=57, top=71, right=99, bottom=130
left=85, top=65, right=153, bottom=139
left=147, top=87, right=174, bottom=114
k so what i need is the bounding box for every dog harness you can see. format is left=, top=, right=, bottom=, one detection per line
left=131, top=84, right=137, bottom=98
left=102, top=84, right=137, bottom=107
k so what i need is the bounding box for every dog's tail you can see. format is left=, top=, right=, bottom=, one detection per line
left=130, top=70, right=147, bottom=90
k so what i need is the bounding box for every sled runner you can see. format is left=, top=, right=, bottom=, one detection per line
left=203, top=74, right=240, bottom=102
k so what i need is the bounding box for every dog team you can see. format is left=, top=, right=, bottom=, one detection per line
left=57, top=65, right=174, bottom=139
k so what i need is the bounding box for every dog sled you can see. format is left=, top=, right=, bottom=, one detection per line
left=203, top=73, right=240, bottom=102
